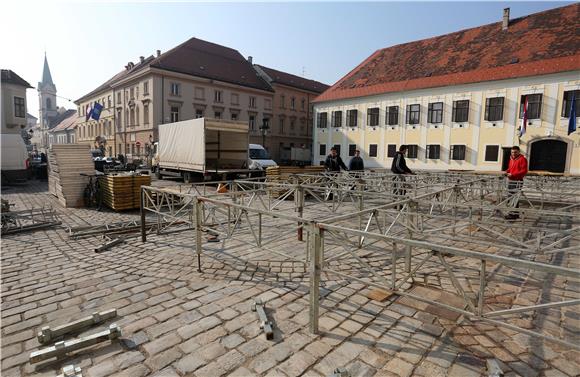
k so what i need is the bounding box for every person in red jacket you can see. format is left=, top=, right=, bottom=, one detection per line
left=504, top=145, right=528, bottom=220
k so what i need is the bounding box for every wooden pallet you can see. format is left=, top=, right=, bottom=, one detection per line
left=99, top=174, right=151, bottom=211
left=265, top=166, right=325, bottom=198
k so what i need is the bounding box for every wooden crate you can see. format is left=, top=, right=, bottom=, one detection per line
left=48, top=145, right=94, bottom=207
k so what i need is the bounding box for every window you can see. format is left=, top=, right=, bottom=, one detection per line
left=319, top=144, right=326, bottom=156
left=347, top=109, right=358, bottom=127
left=485, top=145, right=499, bottom=162
left=301, top=99, right=305, bottom=110
left=386, top=106, right=399, bottom=125
left=107, top=95, right=111, bottom=108
left=367, top=108, right=379, bottom=127
left=214, top=111, right=221, bottom=119
left=130, top=108, right=135, bottom=126
left=249, top=115, right=256, bottom=130
left=348, top=144, right=356, bottom=157
left=249, top=96, right=256, bottom=108
left=135, top=86, right=139, bottom=99
left=290, top=120, right=295, bottom=131
left=144, top=81, right=149, bottom=95
left=130, top=87, right=135, bottom=99
left=265, top=98, right=272, bottom=110
left=562, top=90, right=580, bottom=118
left=520, top=94, right=542, bottom=119
left=407, top=145, right=419, bottom=159
left=170, top=83, right=180, bottom=96
left=317, top=112, right=328, bottom=128
left=406, top=104, right=420, bottom=124
left=195, top=109, right=204, bottom=118
left=117, top=93, right=121, bottom=104
left=450, top=145, right=466, bottom=160
left=14, top=97, right=25, bottom=118
left=427, top=145, right=441, bottom=159
left=231, top=113, right=238, bottom=121
left=279, top=118, right=285, bottom=134
left=170, top=106, right=179, bottom=122
left=332, top=111, right=343, bottom=127
left=135, top=106, right=140, bottom=125
left=427, top=102, right=443, bottom=124
left=195, top=87, right=205, bottom=100
left=387, top=144, right=397, bottom=158
left=214, top=90, right=222, bottom=103
left=291, top=97, right=295, bottom=110
left=452, top=100, right=469, bottom=123
left=485, top=97, right=504, bottom=121
left=280, top=95, right=285, bottom=108
left=369, top=144, right=378, bottom=157
left=333, top=144, right=341, bottom=156
left=46, top=98, right=52, bottom=110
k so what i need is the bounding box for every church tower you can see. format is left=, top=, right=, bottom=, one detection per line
left=38, top=53, right=57, bottom=131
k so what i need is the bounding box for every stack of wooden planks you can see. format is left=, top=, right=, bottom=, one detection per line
left=48, top=144, right=94, bottom=207
left=99, top=173, right=151, bottom=211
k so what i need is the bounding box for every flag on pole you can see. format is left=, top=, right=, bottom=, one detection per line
left=85, top=104, right=93, bottom=121
left=519, top=96, right=528, bottom=137
left=568, top=91, right=577, bottom=135
left=91, top=102, right=104, bottom=121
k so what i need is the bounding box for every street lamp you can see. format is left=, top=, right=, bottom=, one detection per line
left=259, top=118, right=270, bottom=148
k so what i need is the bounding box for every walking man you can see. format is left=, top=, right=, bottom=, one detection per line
left=324, top=147, right=348, bottom=172
left=349, top=149, right=364, bottom=172
left=504, top=145, right=528, bottom=220
left=391, top=145, right=414, bottom=198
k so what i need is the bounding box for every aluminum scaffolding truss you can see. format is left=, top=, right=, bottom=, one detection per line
left=1, top=206, right=61, bottom=235
left=139, top=172, right=580, bottom=349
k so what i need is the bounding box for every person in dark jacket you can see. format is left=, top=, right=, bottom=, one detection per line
left=325, top=147, right=348, bottom=172
left=349, top=150, right=364, bottom=172
left=390, top=145, right=415, bottom=199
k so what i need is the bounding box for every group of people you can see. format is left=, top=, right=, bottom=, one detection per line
left=323, top=144, right=528, bottom=220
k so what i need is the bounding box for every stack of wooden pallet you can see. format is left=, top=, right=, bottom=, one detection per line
left=48, top=144, right=94, bottom=207
left=265, top=166, right=325, bottom=198
left=99, top=173, right=151, bottom=211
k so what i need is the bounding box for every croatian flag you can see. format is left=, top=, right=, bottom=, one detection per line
left=91, top=102, right=104, bottom=121
left=85, top=104, right=93, bottom=121
left=568, top=91, right=577, bottom=135
left=520, top=96, right=528, bottom=137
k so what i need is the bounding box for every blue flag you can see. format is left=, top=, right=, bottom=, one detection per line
left=568, top=91, right=576, bottom=135
left=91, top=102, right=103, bottom=121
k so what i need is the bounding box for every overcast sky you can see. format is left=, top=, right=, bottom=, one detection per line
left=1, top=1, right=571, bottom=119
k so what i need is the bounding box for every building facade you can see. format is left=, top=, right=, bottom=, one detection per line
left=254, top=64, right=329, bottom=162
left=313, top=4, right=580, bottom=174
left=75, top=38, right=275, bottom=161
left=1, top=70, right=31, bottom=134
left=48, top=111, right=77, bottom=146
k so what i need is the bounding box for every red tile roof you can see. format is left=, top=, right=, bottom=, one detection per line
left=150, top=38, right=273, bottom=92
left=315, top=4, right=580, bottom=103
left=50, top=111, right=78, bottom=132
left=255, top=65, right=330, bottom=93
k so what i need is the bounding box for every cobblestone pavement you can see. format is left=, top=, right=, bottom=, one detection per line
left=1, top=179, right=579, bottom=377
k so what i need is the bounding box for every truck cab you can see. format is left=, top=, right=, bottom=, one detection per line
left=248, top=144, right=278, bottom=170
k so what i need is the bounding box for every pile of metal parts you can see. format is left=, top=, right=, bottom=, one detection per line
left=1, top=199, right=61, bottom=235
left=139, top=171, right=579, bottom=352
left=29, top=309, right=120, bottom=376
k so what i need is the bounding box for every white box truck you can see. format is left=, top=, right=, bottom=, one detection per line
left=153, top=118, right=255, bottom=182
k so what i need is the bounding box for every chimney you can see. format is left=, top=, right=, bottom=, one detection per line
left=248, top=56, right=253, bottom=64
left=140, top=56, right=145, bottom=63
left=156, top=50, right=161, bottom=57
left=502, top=7, right=510, bottom=31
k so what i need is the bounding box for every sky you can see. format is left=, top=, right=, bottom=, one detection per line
left=1, top=1, right=572, bottom=119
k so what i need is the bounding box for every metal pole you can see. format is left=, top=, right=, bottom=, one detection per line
left=195, top=199, right=202, bottom=272
left=478, top=260, right=486, bottom=316
left=140, top=187, right=146, bottom=242
left=309, top=224, right=322, bottom=334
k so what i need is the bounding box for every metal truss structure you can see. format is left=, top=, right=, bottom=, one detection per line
left=140, top=171, right=579, bottom=350
left=1, top=206, right=61, bottom=235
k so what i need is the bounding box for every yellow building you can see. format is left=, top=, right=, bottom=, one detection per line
left=313, top=5, right=580, bottom=174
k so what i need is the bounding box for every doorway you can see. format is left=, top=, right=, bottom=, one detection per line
left=501, top=147, right=511, bottom=171
left=529, top=139, right=567, bottom=173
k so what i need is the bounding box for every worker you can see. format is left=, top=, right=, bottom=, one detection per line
left=390, top=145, right=414, bottom=198
left=504, top=145, right=528, bottom=220
left=324, top=147, right=348, bottom=172
left=349, top=150, right=364, bottom=172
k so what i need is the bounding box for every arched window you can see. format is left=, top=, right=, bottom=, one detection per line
left=46, top=98, right=52, bottom=110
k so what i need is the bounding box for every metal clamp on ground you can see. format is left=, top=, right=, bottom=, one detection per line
left=57, top=364, right=83, bottom=377
left=30, top=324, right=121, bottom=363
left=37, top=309, right=117, bottom=344
left=251, top=298, right=274, bottom=340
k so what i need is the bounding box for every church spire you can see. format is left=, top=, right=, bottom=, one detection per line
left=41, top=53, right=54, bottom=86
